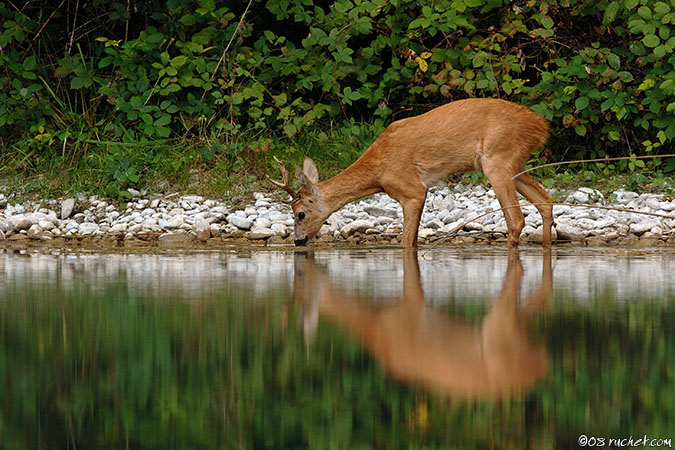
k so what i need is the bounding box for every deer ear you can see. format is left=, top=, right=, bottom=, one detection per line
left=296, top=159, right=320, bottom=197
left=302, top=158, right=319, bottom=184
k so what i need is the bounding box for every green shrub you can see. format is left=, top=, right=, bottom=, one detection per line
left=1, top=0, right=673, bottom=192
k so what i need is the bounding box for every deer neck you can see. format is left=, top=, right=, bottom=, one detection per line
left=317, top=159, right=381, bottom=214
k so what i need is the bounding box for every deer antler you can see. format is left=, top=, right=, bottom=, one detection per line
left=267, top=156, right=299, bottom=200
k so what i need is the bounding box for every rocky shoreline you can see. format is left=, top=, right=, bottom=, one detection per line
left=1, top=184, right=674, bottom=247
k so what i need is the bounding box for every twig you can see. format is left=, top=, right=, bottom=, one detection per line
left=445, top=201, right=673, bottom=237
left=67, top=0, right=81, bottom=54
left=125, top=0, right=130, bottom=43
left=512, top=153, right=675, bottom=180
left=425, top=200, right=673, bottom=248
left=22, top=0, right=67, bottom=58
left=209, top=0, right=253, bottom=82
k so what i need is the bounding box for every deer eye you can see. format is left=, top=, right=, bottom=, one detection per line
left=297, top=211, right=306, bottom=221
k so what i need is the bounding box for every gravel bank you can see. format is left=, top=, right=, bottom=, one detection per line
left=1, top=185, right=674, bottom=247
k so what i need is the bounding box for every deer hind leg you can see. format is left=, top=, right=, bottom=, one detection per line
left=482, top=163, right=524, bottom=248
left=514, top=172, right=554, bottom=246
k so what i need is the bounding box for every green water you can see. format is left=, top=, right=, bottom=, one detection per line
left=0, top=247, right=673, bottom=449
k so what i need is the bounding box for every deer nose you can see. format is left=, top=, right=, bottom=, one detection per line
left=294, top=237, right=308, bottom=246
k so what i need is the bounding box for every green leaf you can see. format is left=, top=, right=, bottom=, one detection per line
left=146, top=32, right=165, bottom=44
left=171, top=55, right=188, bottom=68
left=154, top=116, right=171, bottom=127
left=22, top=55, right=36, bottom=71
left=130, top=96, right=143, bottom=109
left=283, top=123, right=297, bottom=138
left=575, top=96, right=590, bottom=111
left=653, top=45, right=668, bottom=58
left=618, top=71, right=634, bottom=82
left=541, top=16, right=554, bottom=29
left=607, top=53, right=621, bottom=69
left=638, top=6, right=652, bottom=20
left=642, top=34, right=660, bottom=47
left=575, top=124, right=587, bottom=136
left=70, top=76, right=93, bottom=89
left=273, top=93, right=287, bottom=107
left=628, top=19, right=645, bottom=33
left=603, top=2, right=621, bottom=24
left=179, top=14, right=197, bottom=26
left=654, top=2, right=670, bottom=15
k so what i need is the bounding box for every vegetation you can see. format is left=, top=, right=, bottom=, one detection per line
left=0, top=272, right=672, bottom=448
left=1, top=0, right=674, bottom=201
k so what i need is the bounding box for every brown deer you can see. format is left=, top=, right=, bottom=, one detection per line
left=293, top=249, right=552, bottom=398
left=269, top=98, right=554, bottom=247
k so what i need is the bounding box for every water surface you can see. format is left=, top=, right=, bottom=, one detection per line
left=1, top=247, right=673, bottom=448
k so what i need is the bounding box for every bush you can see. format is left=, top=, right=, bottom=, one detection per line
left=1, top=0, right=673, bottom=193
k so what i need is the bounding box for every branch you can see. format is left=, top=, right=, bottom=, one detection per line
left=209, top=0, right=254, bottom=82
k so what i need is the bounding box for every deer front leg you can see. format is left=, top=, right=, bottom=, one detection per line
left=400, top=195, right=427, bottom=247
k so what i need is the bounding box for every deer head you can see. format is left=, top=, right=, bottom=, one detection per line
left=268, top=157, right=329, bottom=246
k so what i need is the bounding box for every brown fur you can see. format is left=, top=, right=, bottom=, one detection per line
left=293, top=249, right=551, bottom=397
left=275, top=98, right=554, bottom=247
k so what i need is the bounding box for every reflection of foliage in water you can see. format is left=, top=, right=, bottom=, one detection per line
left=0, top=282, right=672, bottom=449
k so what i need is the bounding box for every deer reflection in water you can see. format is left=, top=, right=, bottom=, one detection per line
left=293, top=250, right=552, bottom=398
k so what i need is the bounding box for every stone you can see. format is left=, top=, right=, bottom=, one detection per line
left=165, top=216, right=185, bottom=229
left=362, top=204, right=399, bottom=218
left=270, top=223, right=288, bottom=237
left=9, top=215, right=32, bottom=232
left=630, top=220, right=660, bottom=236
left=209, top=223, right=222, bottom=237
left=31, top=212, right=58, bottom=225
left=227, top=214, right=253, bottom=230
left=340, top=219, right=374, bottom=237
left=418, top=228, right=435, bottom=239
left=464, top=222, right=483, bottom=231
left=555, top=222, right=585, bottom=241
left=78, top=222, right=99, bottom=236
left=267, top=235, right=286, bottom=244
left=572, top=190, right=590, bottom=204
left=159, top=232, right=195, bottom=244
left=528, top=224, right=558, bottom=243
left=109, top=223, right=128, bottom=233
left=27, top=224, right=43, bottom=239
left=254, top=217, right=272, bottom=229
left=127, top=188, right=141, bottom=198
left=61, top=198, right=76, bottom=219
left=646, top=198, right=662, bottom=211
left=248, top=227, right=276, bottom=240
left=38, top=220, right=56, bottom=231
left=193, top=219, right=211, bottom=241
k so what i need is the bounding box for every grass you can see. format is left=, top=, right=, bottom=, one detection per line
left=1, top=124, right=673, bottom=206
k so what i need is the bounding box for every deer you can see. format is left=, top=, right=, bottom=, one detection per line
left=268, top=98, right=554, bottom=248
left=292, top=249, right=552, bottom=398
